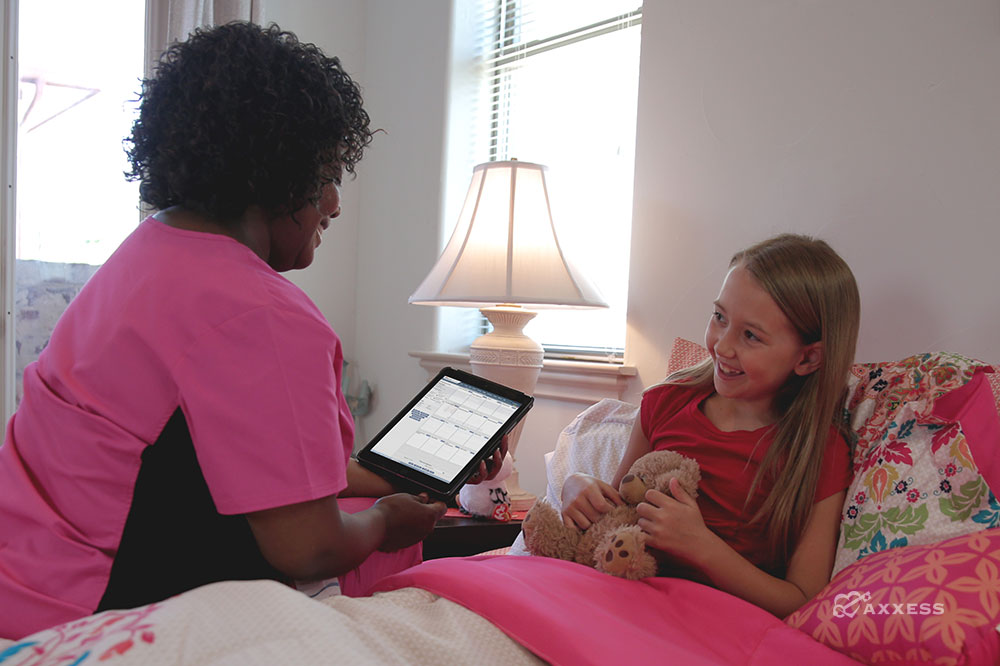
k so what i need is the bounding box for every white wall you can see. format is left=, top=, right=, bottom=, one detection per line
left=263, top=0, right=1000, bottom=498
left=625, top=0, right=1000, bottom=399
left=264, top=0, right=367, bottom=357
left=352, top=0, right=455, bottom=446
left=263, top=1, right=455, bottom=450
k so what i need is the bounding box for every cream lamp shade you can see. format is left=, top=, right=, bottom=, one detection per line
left=408, top=160, right=608, bottom=309
left=409, top=159, right=608, bottom=510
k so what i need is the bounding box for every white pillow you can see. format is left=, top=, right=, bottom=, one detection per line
left=508, top=398, right=638, bottom=555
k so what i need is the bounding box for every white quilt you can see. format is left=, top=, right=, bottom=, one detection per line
left=0, top=581, right=543, bottom=665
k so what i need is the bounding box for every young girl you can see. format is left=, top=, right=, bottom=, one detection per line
left=561, top=234, right=859, bottom=617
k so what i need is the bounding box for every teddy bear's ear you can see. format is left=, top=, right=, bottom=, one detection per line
left=619, top=473, right=648, bottom=504
left=674, top=477, right=699, bottom=499
left=677, top=458, right=701, bottom=498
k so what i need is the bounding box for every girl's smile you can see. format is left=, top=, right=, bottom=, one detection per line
left=714, top=360, right=744, bottom=379
left=703, top=263, right=823, bottom=429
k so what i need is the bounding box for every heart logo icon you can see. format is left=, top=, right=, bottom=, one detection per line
left=833, top=591, right=867, bottom=618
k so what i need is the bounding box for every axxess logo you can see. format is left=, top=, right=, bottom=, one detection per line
left=832, top=591, right=945, bottom=618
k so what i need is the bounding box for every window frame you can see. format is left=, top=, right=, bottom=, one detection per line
left=1, top=0, right=18, bottom=427
left=0, top=0, right=152, bottom=425
left=476, top=0, right=641, bottom=362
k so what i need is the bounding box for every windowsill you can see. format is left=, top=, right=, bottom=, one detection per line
left=409, top=350, right=637, bottom=403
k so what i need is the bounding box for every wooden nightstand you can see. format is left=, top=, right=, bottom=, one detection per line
left=423, top=510, right=525, bottom=559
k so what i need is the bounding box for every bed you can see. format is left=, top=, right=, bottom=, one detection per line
left=2, top=340, right=998, bottom=665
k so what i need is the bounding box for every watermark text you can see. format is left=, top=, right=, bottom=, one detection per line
left=832, top=591, right=945, bottom=618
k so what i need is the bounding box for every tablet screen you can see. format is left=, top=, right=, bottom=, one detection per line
left=368, top=373, right=522, bottom=484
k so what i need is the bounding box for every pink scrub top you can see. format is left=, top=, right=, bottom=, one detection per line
left=0, top=218, right=354, bottom=639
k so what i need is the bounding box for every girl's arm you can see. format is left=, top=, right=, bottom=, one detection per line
left=611, top=413, right=655, bottom=487
left=639, top=481, right=844, bottom=617
left=561, top=413, right=652, bottom=528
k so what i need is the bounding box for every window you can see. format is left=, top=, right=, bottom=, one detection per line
left=11, top=0, right=145, bottom=406
left=472, top=0, right=642, bottom=360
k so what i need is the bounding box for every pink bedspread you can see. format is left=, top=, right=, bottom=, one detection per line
left=373, top=555, right=859, bottom=665
left=336, top=497, right=423, bottom=596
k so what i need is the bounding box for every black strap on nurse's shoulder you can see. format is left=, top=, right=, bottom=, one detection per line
left=97, top=408, right=285, bottom=612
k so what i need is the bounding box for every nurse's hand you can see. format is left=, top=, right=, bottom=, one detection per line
left=374, top=492, right=447, bottom=552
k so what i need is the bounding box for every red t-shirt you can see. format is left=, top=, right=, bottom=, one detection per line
left=640, top=383, right=851, bottom=574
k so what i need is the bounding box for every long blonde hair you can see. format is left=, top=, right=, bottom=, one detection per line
left=665, top=234, right=860, bottom=565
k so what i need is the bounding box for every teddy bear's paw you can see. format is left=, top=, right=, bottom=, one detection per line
left=595, top=526, right=657, bottom=580
left=522, top=500, right=580, bottom=561
left=523, top=499, right=558, bottom=535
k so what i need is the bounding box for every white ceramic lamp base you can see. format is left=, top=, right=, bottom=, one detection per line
left=469, top=305, right=541, bottom=512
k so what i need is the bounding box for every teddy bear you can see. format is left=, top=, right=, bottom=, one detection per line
left=521, top=450, right=700, bottom=580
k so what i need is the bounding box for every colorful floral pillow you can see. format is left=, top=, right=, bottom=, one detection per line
left=786, top=528, right=1000, bottom=665
left=835, top=354, right=1000, bottom=576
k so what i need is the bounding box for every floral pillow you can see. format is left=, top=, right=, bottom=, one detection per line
left=786, top=528, right=1000, bottom=665
left=835, top=354, right=1000, bottom=576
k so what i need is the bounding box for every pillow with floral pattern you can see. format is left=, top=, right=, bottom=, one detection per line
left=834, top=353, right=999, bottom=576
left=786, top=528, right=1000, bottom=665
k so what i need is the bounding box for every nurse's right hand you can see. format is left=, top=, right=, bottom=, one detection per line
left=374, top=492, right=447, bottom=552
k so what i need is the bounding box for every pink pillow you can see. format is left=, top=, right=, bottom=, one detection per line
left=786, top=528, right=1000, bottom=665
left=837, top=357, right=999, bottom=575
left=934, top=371, right=1000, bottom=499
left=665, top=337, right=710, bottom=375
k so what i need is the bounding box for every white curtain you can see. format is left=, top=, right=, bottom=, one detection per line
left=144, top=0, right=265, bottom=76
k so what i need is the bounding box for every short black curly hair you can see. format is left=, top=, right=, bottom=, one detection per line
left=126, top=22, right=373, bottom=223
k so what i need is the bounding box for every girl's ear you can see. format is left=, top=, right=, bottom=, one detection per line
left=794, top=341, right=824, bottom=376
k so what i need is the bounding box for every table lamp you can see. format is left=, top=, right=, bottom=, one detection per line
left=409, top=159, right=608, bottom=510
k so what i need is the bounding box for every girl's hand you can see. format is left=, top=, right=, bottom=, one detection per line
left=636, top=477, right=709, bottom=558
left=560, top=472, right=624, bottom=529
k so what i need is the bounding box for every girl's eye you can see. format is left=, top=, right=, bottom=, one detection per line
left=744, top=330, right=759, bottom=342
left=712, top=310, right=724, bottom=322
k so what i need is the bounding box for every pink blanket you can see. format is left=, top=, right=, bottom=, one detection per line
left=373, top=555, right=859, bottom=665
left=336, top=497, right=423, bottom=596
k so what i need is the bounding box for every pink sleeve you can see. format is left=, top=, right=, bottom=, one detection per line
left=176, top=305, right=353, bottom=514
left=932, top=369, right=1000, bottom=496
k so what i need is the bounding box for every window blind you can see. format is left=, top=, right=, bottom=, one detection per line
left=468, top=0, right=643, bottom=360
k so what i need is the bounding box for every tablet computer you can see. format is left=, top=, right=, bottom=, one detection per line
left=356, top=367, right=533, bottom=501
